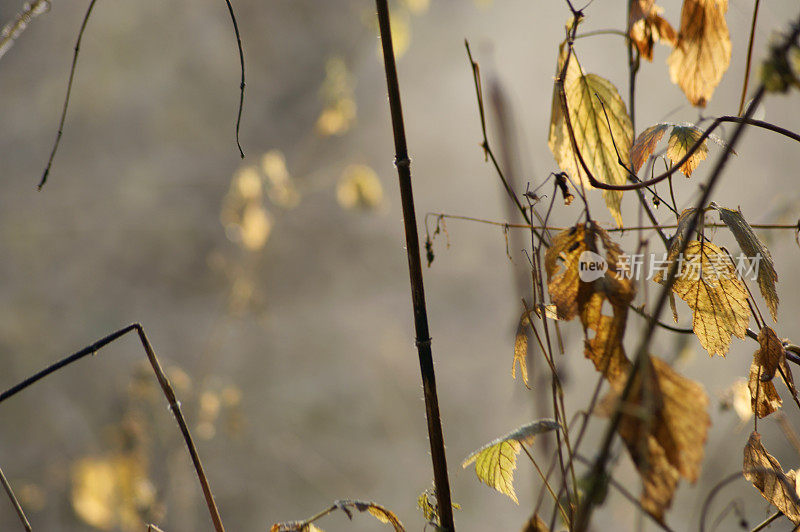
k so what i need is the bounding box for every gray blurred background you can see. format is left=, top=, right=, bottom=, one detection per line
left=1, top=0, right=799, bottom=530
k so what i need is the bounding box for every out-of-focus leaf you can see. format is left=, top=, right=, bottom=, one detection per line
left=513, top=311, right=530, bottom=387
left=462, top=420, right=560, bottom=503
left=72, top=453, right=156, bottom=532
left=337, top=164, right=384, bottom=210
left=631, top=123, right=669, bottom=172
left=667, top=0, right=731, bottom=107
left=656, top=240, right=750, bottom=357
left=548, top=49, right=633, bottom=227
left=629, top=0, right=677, bottom=61
left=716, top=206, right=779, bottom=321
left=743, top=431, right=800, bottom=524
left=666, top=126, right=707, bottom=177
left=316, top=56, right=356, bottom=136
left=521, top=513, right=551, bottom=532
left=719, top=378, right=753, bottom=423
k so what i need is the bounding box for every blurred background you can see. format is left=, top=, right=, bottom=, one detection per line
left=0, top=0, right=799, bottom=530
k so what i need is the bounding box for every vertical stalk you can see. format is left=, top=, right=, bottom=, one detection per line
left=374, top=1, right=455, bottom=530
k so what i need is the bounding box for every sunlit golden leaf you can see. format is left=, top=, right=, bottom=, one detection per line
left=743, top=431, right=800, bottom=524
left=513, top=311, right=530, bottom=387
left=316, top=56, right=357, bottom=136
left=462, top=420, right=559, bottom=503
left=337, top=164, right=384, bottom=210
left=549, top=48, right=633, bottom=226
left=629, top=0, right=677, bottom=61
left=667, top=0, right=731, bottom=107
left=657, top=240, right=750, bottom=357
left=716, top=206, right=779, bottom=321
left=631, top=123, right=669, bottom=172
left=666, top=126, right=707, bottom=177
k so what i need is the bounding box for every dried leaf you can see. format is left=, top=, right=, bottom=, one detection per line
left=749, top=356, right=782, bottom=418
left=513, top=311, right=530, bottom=387
left=462, top=420, right=560, bottom=503
left=716, top=206, right=779, bottom=321
left=666, top=126, right=708, bottom=177
left=631, top=123, right=669, bottom=172
left=548, top=49, right=634, bottom=226
left=611, top=356, right=710, bottom=520
left=272, top=500, right=404, bottom=532
left=629, top=0, right=677, bottom=61
left=743, top=431, right=800, bottom=523
left=757, top=326, right=784, bottom=381
left=545, top=224, right=636, bottom=382
left=657, top=240, right=750, bottom=357
left=667, top=0, right=731, bottom=107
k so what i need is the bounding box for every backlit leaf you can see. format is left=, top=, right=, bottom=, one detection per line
left=749, top=356, right=782, bottom=418
left=743, top=431, right=800, bottom=524
left=548, top=49, right=634, bottom=226
left=667, top=0, right=731, bottom=107
left=545, top=223, right=636, bottom=382
left=666, top=126, right=707, bottom=177
left=462, top=420, right=559, bottom=503
left=629, top=0, right=677, bottom=61
left=657, top=240, right=750, bottom=357
left=630, top=123, right=669, bottom=172
left=716, top=206, right=779, bottom=321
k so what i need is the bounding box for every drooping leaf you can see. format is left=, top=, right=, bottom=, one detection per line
left=743, top=431, right=800, bottom=524
left=716, top=206, right=779, bottom=321
left=667, top=0, right=732, bottom=107
left=630, top=123, right=669, bottom=172
left=462, top=420, right=560, bottom=503
left=548, top=49, right=634, bottom=226
left=656, top=240, right=750, bottom=357
left=608, top=356, right=710, bottom=521
left=757, top=326, right=785, bottom=382
left=748, top=356, right=782, bottom=418
left=666, top=126, right=708, bottom=177
left=545, top=223, right=636, bottom=382
left=513, top=311, right=530, bottom=387
left=629, top=0, right=677, bottom=61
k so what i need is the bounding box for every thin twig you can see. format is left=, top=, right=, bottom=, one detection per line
left=0, top=324, right=226, bottom=532
left=223, top=0, right=246, bottom=158
left=0, top=465, right=32, bottom=531
left=738, top=0, right=761, bottom=116
left=38, top=0, right=99, bottom=189
left=375, top=1, right=454, bottom=529
left=0, top=0, right=50, bottom=61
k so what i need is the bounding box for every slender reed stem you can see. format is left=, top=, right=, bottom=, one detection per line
left=0, top=465, right=32, bottom=531
left=374, top=2, right=454, bottom=529
left=738, top=0, right=761, bottom=116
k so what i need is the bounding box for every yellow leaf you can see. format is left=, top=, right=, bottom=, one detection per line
left=316, top=56, right=357, bottom=136
left=337, top=164, right=384, bottom=210
left=462, top=420, right=559, bottom=503
left=548, top=49, right=634, bottom=227
left=666, top=126, right=708, bottom=177
left=743, top=431, right=800, bottom=524
left=512, top=311, right=530, bottom=387
left=749, top=356, right=782, bottom=418
left=667, top=0, right=731, bottom=107
left=72, top=453, right=156, bottom=532
left=716, top=206, right=779, bottom=321
left=629, top=0, right=677, bottom=61
left=658, top=240, right=750, bottom=357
